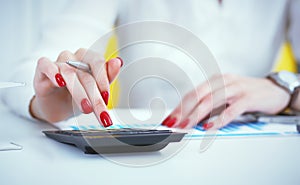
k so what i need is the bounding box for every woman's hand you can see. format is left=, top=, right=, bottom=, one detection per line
left=162, top=74, right=291, bottom=130
left=30, top=48, right=123, bottom=127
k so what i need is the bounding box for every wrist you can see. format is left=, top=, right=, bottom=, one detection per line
left=267, top=71, right=300, bottom=112
left=29, top=95, right=47, bottom=122
left=264, top=78, right=291, bottom=112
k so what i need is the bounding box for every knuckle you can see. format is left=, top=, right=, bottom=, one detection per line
left=79, top=50, right=105, bottom=64
left=94, top=99, right=102, bottom=107
left=75, top=48, right=87, bottom=60
left=81, top=75, right=95, bottom=88
left=93, top=98, right=105, bottom=111
left=59, top=63, right=74, bottom=75
left=232, top=81, right=245, bottom=92
left=57, top=50, right=73, bottom=62
left=37, top=58, right=44, bottom=69
left=37, top=57, right=53, bottom=74
left=211, top=73, right=222, bottom=80
left=91, top=56, right=105, bottom=66
left=37, top=57, right=48, bottom=65
left=89, top=51, right=105, bottom=63
left=97, top=80, right=108, bottom=90
left=59, top=50, right=72, bottom=56
left=222, top=73, right=235, bottom=82
left=224, top=107, right=237, bottom=120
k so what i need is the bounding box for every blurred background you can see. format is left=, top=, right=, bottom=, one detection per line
left=0, top=0, right=70, bottom=81
left=0, top=0, right=298, bottom=83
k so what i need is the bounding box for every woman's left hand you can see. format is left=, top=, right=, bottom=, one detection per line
left=162, top=74, right=291, bottom=130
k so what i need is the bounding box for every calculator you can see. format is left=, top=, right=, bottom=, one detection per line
left=43, top=128, right=186, bottom=154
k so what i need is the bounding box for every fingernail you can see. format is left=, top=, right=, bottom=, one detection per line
left=162, top=116, right=171, bottom=125
left=101, top=91, right=109, bottom=105
left=162, top=116, right=177, bottom=127
left=81, top=98, right=93, bottom=114
left=203, top=122, right=214, bottom=130
left=116, top=57, right=123, bottom=67
left=55, top=73, right=66, bottom=87
left=179, top=119, right=190, bottom=129
left=100, top=111, right=113, bottom=127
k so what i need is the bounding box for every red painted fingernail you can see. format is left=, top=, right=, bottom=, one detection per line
left=162, top=116, right=171, bottom=126
left=162, top=116, right=177, bottom=127
left=81, top=98, right=93, bottom=114
left=179, top=119, right=190, bottom=129
left=166, top=118, right=177, bottom=127
left=100, top=111, right=113, bottom=127
left=55, top=73, right=66, bottom=87
left=116, top=57, right=123, bottom=67
left=203, top=122, right=214, bottom=130
left=101, top=91, right=109, bottom=105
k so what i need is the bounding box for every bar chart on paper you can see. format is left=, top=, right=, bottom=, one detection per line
left=54, top=114, right=300, bottom=139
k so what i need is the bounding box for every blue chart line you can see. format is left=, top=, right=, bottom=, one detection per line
left=67, top=121, right=298, bottom=138
left=189, top=121, right=280, bottom=138
left=70, top=126, right=79, bottom=130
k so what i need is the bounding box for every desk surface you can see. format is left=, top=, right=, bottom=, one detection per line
left=0, top=104, right=300, bottom=185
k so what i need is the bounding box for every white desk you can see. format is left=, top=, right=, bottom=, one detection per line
left=0, top=103, right=300, bottom=185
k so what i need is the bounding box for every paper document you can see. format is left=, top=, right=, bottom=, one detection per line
left=53, top=113, right=300, bottom=139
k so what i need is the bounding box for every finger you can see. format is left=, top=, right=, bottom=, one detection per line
left=74, top=48, right=113, bottom=127
left=163, top=74, right=237, bottom=127
left=58, top=50, right=113, bottom=127
left=80, top=50, right=110, bottom=106
left=194, top=74, right=238, bottom=103
left=74, top=48, right=123, bottom=84
left=176, top=82, right=243, bottom=129
left=55, top=50, right=78, bottom=87
left=162, top=85, right=207, bottom=127
left=56, top=50, right=93, bottom=114
left=176, top=94, right=214, bottom=129
left=35, top=57, right=63, bottom=96
left=106, top=57, right=123, bottom=83
left=58, top=59, right=94, bottom=115
left=76, top=69, right=113, bottom=127
left=74, top=48, right=87, bottom=61
left=205, top=82, right=243, bottom=111
left=207, top=99, right=248, bottom=130
left=56, top=50, right=75, bottom=63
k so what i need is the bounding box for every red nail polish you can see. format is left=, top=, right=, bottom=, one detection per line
left=179, top=119, right=189, bottom=129
left=81, top=98, right=93, bottom=114
left=162, top=116, right=171, bottom=126
left=116, top=57, right=123, bottom=67
left=162, top=116, right=177, bottom=127
left=101, top=91, right=109, bottom=105
left=55, top=73, right=66, bottom=87
left=203, top=122, right=214, bottom=130
left=100, top=111, right=113, bottom=127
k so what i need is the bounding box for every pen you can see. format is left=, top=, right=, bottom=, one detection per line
left=0, top=82, right=26, bottom=89
left=66, top=61, right=91, bottom=73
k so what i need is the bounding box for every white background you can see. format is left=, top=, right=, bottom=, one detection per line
left=0, top=0, right=70, bottom=81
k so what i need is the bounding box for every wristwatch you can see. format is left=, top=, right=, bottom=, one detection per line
left=267, top=71, right=300, bottom=110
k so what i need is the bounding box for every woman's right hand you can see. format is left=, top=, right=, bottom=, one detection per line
left=30, top=48, right=123, bottom=127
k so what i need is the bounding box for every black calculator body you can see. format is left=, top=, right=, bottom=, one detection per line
left=43, top=128, right=186, bottom=154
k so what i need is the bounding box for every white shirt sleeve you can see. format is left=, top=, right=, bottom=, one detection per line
left=1, top=0, right=118, bottom=120
left=289, top=0, right=300, bottom=65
